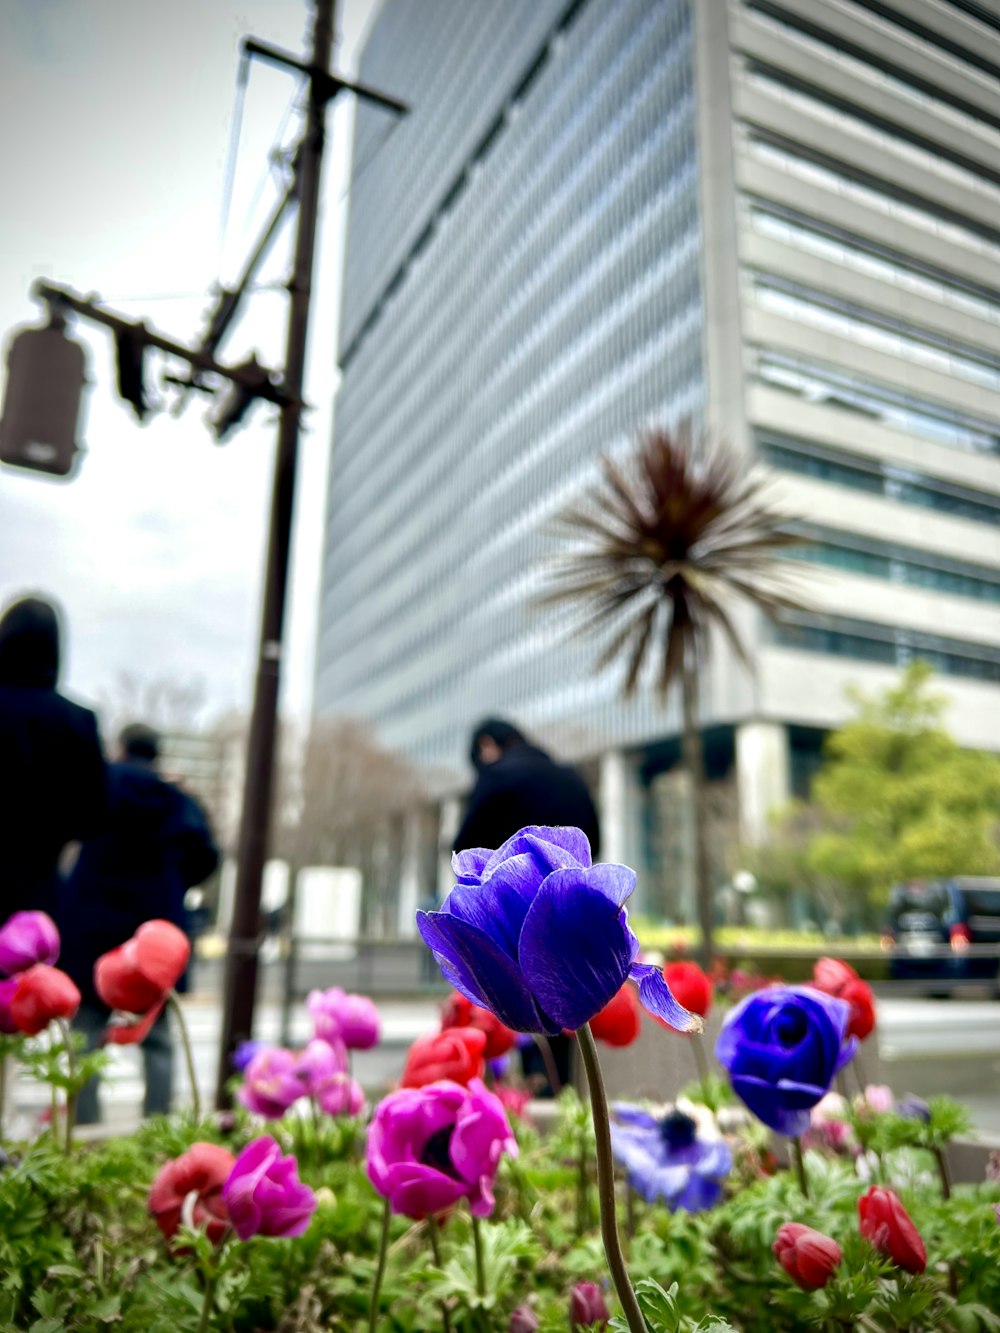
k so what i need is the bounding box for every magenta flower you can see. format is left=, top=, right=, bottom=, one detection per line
left=307, top=986, right=380, bottom=1050
left=0, top=978, right=19, bottom=1035
left=0, top=911, right=60, bottom=975
left=237, top=1047, right=306, bottom=1119
left=222, top=1136, right=316, bottom=1240
left=569, top=1281, right=610, bottom=1330
left=367, top=1079, right=517, bottom=1219
left=317, top=1072, right=366, bottom=1117
left=293, top=1037, right=347, bottom=1093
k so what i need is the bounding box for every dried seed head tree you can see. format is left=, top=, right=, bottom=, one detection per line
left=540, top=425, right=807, bottom=966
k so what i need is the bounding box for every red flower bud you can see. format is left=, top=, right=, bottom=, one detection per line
left=508, top=1305, right=540, bottom=1333
left=774, top=1222, right=842, bottom=1290
left=441, top=991, right=517, bottom=1059
left=10, top=964, right=80, bottom=1035
left=811, top=958, right=876, bottom=1041
left=661, top=962, right=713, bottom=1021
left=95, top=919, right=190, bottom=1014
left=569, top=1281, right=610, bottom=1331
left=858, top=1186, right=926, bottom=1274
left=589, top=984, right=641, bottom=1047
left=401, top=1026, right=486, bottom=1088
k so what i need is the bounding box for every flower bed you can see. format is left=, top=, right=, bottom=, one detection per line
left=0, top=830, right=998, bottom=1332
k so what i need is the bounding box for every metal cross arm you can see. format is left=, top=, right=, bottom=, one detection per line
left=242, top=37, right=409, bottom=116
left=31, top=280, right=294, bottom=407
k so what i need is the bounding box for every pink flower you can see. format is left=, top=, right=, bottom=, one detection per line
left=238, top=1047, right=306, bottom=1119
left=0, top=911, right=60, bottom=974
left=148, top=1142, right=236, bottom=1246
left=569, top=1281, right=610, bottom=1330
left=222, top=1136, right=316, bottom=1240
left=366, top=1079, right=517, bottom=1219
left=306, top=987, right=380, bottom=1050
left=805, top=1093, right=853, bottom=1154
left=858, top=1084, right=894, bottom=1115
left=316, top=1072, right=366, bottom=1118
left=292, top=1038, right=347, bottom=1095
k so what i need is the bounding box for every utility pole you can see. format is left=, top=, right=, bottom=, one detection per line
left=213, top=3, right=406, bottom=1102
left=212, top=0, right=336, bottom=1104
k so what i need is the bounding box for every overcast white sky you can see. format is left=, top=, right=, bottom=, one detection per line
left=0, top=0, right=378, bottom=727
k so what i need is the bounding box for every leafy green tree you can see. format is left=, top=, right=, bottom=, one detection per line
left=803, top=662, right=1000, bottom=910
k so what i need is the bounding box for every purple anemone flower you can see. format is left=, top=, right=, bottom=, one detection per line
left=366, top=1078, right=517, bottom=1219
left=610, top=1106, right=731, bottom=1212
left=716, top=986, right=855, bottom=1137
left=416, top=826, right=697, bottom=1036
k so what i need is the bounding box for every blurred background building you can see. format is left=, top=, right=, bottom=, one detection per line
left=314, top=0, right=1000, bottom=920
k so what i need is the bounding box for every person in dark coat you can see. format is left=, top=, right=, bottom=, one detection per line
left=453, top=718, right=600, bottom=858
left=59, top=722, right=219, bottom=1123
left=452, top=718, right=601, bottom=1094
left=0, top=595, right=108, bottom=920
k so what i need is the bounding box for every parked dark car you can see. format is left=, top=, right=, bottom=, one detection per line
left=883, top=877, right=1000, bottom=992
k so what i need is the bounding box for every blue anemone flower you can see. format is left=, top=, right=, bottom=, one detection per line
left=610, top=1105, right=731, bottom=1212
left=416, top=825, right=697, bottom=1036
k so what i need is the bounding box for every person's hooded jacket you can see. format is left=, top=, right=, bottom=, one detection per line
left=58, top=757, right=219, bottom=1003
left=0, top=596, right=108, bottom=917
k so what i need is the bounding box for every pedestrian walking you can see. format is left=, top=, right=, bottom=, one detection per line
left=0, top=594, right=108, bottom=919
left=452, top=717, right=601, bottom=1093
left=58, top=722, right=219, bottom=1123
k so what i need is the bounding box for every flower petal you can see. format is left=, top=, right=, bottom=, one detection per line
left=731, top=1074, right=820, bottom=1137
left=417, top=911, right=545, bottom=1033
left=452, top=848, right=491, bottom=884
left=517, top=870, right=634, bottom=1031
left=482, top=826, right=591, bottom=880
left=630, top=963, right=701, bottom=1033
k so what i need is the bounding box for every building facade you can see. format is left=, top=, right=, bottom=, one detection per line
left=316, top=0, right=1000, bottom=918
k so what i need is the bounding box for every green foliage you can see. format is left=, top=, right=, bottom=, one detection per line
left=0, top=1079, right=998, bottom=1331
left=755, top=662, right=1000, bottom=915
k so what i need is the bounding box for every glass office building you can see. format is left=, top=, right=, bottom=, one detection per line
left=316, top=0, right=1000, bottom=912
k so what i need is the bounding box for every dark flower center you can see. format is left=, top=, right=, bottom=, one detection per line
left=772, top=1005, right=808, bottom=1048
left=419, top=1125, right=459, bottom=1177
left=660, top=1110, right=697, bottom=1149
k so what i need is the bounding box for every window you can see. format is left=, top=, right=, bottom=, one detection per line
left=753, top=280, right=1000, bottom=392
left=787, top=522, right=1000, bottom=604
left=747, top=138, right=1000, bottom=264
left=749, top=207, right=1000, bottom=327
left=755, top=353, right=1000, bottom=455
left=774, top=613, right=1000, bottom=682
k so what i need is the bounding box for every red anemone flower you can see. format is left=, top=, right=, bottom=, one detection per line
left=441, top=991, right=517, bottom=1059
left=95, top=919, right=190, bottom=1045
left=589, top=984, right=641, bottom=1047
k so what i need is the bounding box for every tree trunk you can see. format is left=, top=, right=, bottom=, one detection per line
left=681, top=659, right=713, bottom=971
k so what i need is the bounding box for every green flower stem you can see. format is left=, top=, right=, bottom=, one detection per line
left=577, top=1023, right=648, bottom=1333
left=0, top=1039, right=7, bottom=1140
left=532, top=1033, right=562, bottom=1096
left=55, top=1020, right=77, bottom=1153
left=471, top=1214, right=486, bottom=1298
left=792, top=1136, right=809, bottom=1199
left=196, top=1268, right=217, bottom=1333
left=933, top=1145, right=952, bottom=1201
left=368, top=1196, right=392, bottom=1333
left=426, top=1220, right=453, bottom=1333
left=576, top=1119, right=589, bottom=1237
left=691, top=1031, right=710, bottom=1089
left=168, top=991, right=200, bottom=1123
